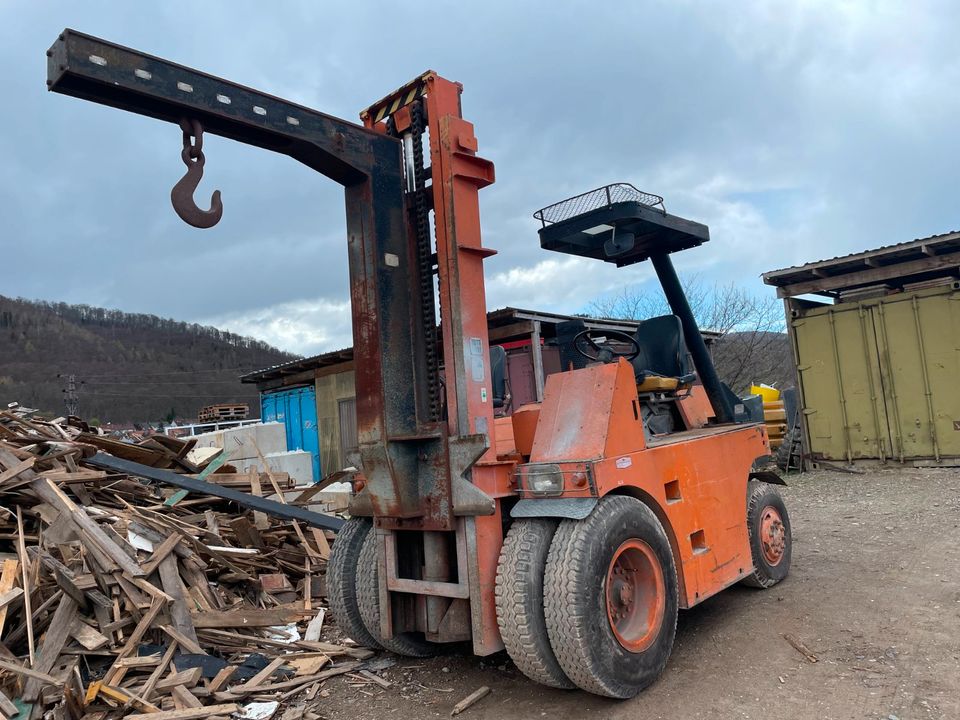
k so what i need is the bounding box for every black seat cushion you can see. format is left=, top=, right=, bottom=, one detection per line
left=555, top=319, right=589, bottom=371
left=631, top=315, right=692, bottom=379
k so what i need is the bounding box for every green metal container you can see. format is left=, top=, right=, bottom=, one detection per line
left=790, top=283, right=960, bottom=463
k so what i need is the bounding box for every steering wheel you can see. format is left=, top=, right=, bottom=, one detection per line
left=573, top=329, right=641, bottom=363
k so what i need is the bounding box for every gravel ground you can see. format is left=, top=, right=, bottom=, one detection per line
left=316, top=467, right=960, bottom=720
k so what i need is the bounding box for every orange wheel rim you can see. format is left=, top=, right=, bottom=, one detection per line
left=759, top=506, right=786, bottom=565
left=605, top=539, right=665, bottom=653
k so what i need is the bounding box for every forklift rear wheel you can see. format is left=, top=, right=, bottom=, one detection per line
left=544, top=496, right=678, bottom=698
left=495, top=518, right=575, bottom=689
left=326, top=518, right=382, bottom=649
left=741, top=481, right=792, bottom=588
left=356, top=530, right=435, bottom=657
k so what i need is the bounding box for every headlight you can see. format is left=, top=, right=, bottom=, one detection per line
left=524, top=464, right=564, bottom=496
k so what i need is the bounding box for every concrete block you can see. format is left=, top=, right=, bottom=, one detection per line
left=231, top=450, right=315, bottom=485
left=213, top=422, right=286, bottom=460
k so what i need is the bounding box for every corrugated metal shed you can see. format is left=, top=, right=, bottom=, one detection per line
left=765, top=230, right=960, bottom=466
left=763, top=230, right=960, bottom=298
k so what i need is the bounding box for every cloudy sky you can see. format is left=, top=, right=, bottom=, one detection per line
left=2, top=1, right=958, bottom=356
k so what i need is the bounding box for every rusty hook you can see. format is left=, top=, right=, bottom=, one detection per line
left=171, top=118, right=223, bottom=229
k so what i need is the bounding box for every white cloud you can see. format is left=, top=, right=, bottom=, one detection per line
left=201, top=298, right=353, bottom=357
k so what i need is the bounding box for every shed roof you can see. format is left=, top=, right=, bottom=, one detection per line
left=240, top=306, right=720, bottom=385
left=762, top=230, right=960, bottom=298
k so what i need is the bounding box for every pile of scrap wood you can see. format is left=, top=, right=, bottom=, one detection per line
left=0, top=409, right=373, bottom=720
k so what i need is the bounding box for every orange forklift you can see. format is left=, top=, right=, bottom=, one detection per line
left=47, top=30, right=791, bottom=698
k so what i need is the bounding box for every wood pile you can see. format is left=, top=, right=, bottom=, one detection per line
left=0, top=409, right=370, bottom=720
left=196, top=405, right=250, bottom=424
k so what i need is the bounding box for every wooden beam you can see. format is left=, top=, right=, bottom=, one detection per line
left=23, top=594, right=79, bottom=701
left=775, top=249, right=960, bottom=298
left=0, top=560, right=19, bottom=638
left=125, top=703, right=239, bottom=720
left=158, top=556, right=200, bottom=651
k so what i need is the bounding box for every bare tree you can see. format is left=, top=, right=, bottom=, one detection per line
left=586, top=275, right=793, bottom=393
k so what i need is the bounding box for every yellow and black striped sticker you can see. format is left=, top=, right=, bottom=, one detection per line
left=361, top=73, right=431, bottom=124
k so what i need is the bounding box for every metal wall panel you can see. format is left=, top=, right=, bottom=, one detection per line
left=791, top=284, right=960, bottom=462
left=260, top=386, right=321, bottom=481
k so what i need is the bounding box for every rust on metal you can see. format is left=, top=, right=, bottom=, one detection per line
left=759, top=506, right=786, bottom=565
left=171, top=118, right=223, bottom=228
left=605, top=538, right=666, bottom=653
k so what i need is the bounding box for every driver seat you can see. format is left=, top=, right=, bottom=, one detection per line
left=631, top=315, right=697, bottom=392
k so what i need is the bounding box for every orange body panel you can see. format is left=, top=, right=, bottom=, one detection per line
left=511, top=404, right=541, bottom=458
left=493, top=416, right=520, bottom=460
left=677, top=384, right=713, bottom=429
left=523, top=359, right=770, bottom=609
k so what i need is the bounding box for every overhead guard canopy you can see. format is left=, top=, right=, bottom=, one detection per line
left=535, top=183, right=709, bottom=267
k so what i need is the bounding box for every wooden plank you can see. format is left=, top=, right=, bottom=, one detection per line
left=233, top=656, right=286, bottom=691
left=29, top=477, right=145, bottom=577
left=228, top=517, right=265, bottom=551
left=0, top=690, right=18, bottom=719
left=14, top=508, right=34, bottom=665
left=141, top=641, right=177, bottom=702
left=103, top=595, right=167, bottom=686
left=70, top=619, right=110, bottom=651
left=0, top=658, right=59, bottom=685
left=190, top=607, right=307, bottom=629
left=252, top=442, right=320, bottom=562
left=0, top=560, right=20, bottom=637
left=303, top=608, right=325, bottom=642
left=0, top=588, right=22, bottom=610
left=310, top=528, right=330, bottom=560
left=155, top=667, right=203, bottom=692
left=450, top=686, right=491, bottom=716
left=23, top=593, right=80, bottom=701
left=98, top=684, right=161, bottom=714
left=125, top=703, right=239, bottom=720
left=233, top=662, right=359, bottom=693
left=206, top=665, right=237, bottom=693
left=170, top=685, right=203, bottom=709
left=0, top=457, right=35, bottom=485
left=141, top=534, right=183, bottom=576
left=159, top=624, right=205, bottom=655
left=158, top=555, right=200, bottom=650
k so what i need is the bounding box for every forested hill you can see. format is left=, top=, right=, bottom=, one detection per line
left=0, top=296, right=300, bottom=425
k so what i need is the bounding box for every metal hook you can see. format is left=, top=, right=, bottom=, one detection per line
left=171, top=118, right=223, bottom=228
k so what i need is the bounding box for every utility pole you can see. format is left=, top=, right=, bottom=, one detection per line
left=58, top=373, right=82, bottom=417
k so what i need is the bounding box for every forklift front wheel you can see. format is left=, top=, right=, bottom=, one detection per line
left=495, top=518, right=575, bottom=689
left=544, top=496, right=678, bottom=698
left=326, top=518, right=382, bottom=649
left=741, top=481, right=792, bottom=588
left=355, top=530, right=436, bottom=657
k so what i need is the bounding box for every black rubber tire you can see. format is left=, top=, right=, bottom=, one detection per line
left=495, top=519, right=574, bottom=689
left=326, top=517, right=381, bottom=649
left=741, top=481, right=792, bottom=588
left=544, top=496, right=678, bottom=698
left=356, top=530, right=435, bottom=657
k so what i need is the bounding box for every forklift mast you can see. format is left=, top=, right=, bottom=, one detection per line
left=48, top=31, right=510, bottom=652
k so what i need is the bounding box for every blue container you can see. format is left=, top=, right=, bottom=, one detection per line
left=260, top=386, right=320, bottom=482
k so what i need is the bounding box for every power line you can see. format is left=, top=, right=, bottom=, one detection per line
left=86, top=392, right=258, bottom=399
left=85, top=379, right=251, bottom=386
left=81, top=365, right=274, bottom=379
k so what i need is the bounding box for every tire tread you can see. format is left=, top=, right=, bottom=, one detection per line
left=495, top=518, right=573, bottom=689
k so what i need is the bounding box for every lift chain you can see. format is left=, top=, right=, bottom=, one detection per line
left=409, top=99, right=441, bottom=422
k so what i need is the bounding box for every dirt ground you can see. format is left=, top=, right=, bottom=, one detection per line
left=317, top=467, right=960, bottom=720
